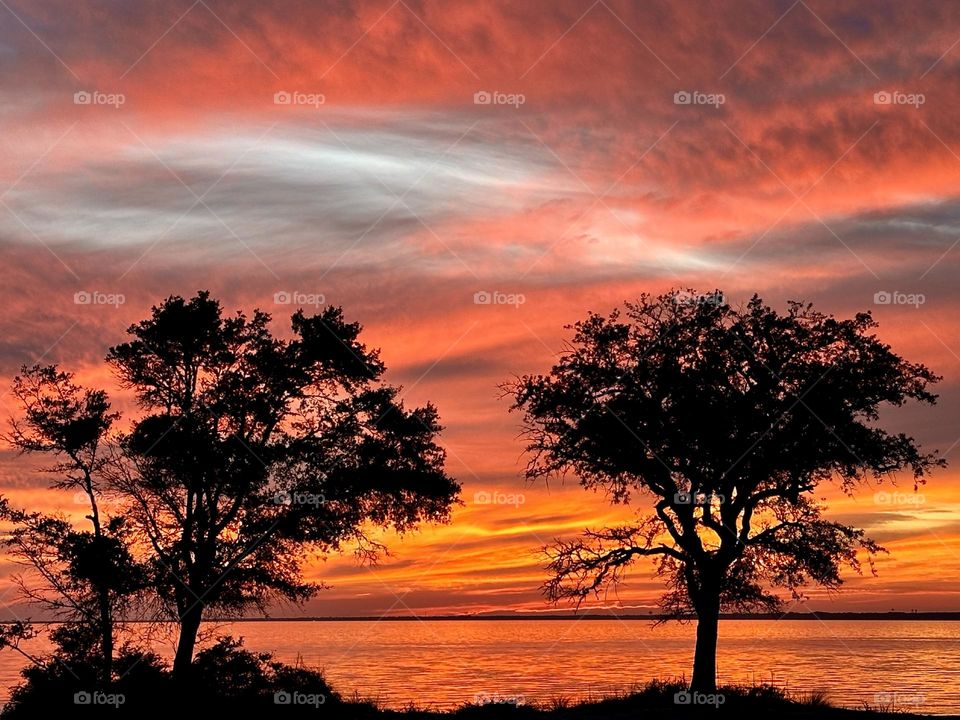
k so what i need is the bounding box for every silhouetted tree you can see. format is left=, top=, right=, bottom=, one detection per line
left=1, top=367, right=148, bottom=684
left=104, top=292, right=460, bottom=679
left=509, top=291, right=944, bottom=692
left=0, top=623, right=40, bottom=668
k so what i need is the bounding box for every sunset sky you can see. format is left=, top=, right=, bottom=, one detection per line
left=1, top=0, right=959, bottom=618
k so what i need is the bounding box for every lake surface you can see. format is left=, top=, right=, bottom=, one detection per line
left=0, top=619, right=956, bottom=713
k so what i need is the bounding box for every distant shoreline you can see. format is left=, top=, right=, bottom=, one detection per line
left=199, top=611, right=960, bottom=622
left=6, top=611, right=959, bottom=623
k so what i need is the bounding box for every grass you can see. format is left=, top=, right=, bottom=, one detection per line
left=336, top=680, right=932, bottom=719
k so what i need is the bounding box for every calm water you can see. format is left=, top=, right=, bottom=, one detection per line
left=0, top=619, right=956, bottom=713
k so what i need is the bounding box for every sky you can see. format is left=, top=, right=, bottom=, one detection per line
left=1, top=0, right=959, bottom=617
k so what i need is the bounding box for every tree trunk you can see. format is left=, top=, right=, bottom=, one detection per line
left=87, top=482, right=113, bottom=685
left=97, top=590, right=113, bottom=685
left=172, top=603, right=203, bottom=681
left=691, top=592, right=720, bottom=693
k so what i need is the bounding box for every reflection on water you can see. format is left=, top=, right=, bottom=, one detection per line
left=0, top=620, right=955, bottom=713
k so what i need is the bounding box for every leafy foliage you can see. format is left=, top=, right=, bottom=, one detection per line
left=106, top=292, right=458, bottom=674
left=510, top=290, right=944, bottom=689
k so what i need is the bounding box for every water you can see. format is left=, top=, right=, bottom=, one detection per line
left=0, top=619, right=955, bottom=713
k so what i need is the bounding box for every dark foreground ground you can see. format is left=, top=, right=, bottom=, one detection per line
left=4, top=683, right=946, bottom=719
left=369, top=685, right=942, bottom=720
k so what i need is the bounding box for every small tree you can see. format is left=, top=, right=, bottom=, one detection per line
left=509, top=291, right=943, bottom=692
left=1, top=366, right=147, bottom=685
left=104, top=292, right=460, bottom=679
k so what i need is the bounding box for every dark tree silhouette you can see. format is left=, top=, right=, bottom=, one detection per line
left=508, top=291, right=944, bottom=692
left=104, top=292, right=460, bottom=679
left=1, top=367, right=147, bottom=685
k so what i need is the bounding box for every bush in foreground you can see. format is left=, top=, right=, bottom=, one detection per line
left=1, top=635, right=372, bottom=719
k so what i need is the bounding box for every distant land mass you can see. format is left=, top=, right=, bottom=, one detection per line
left=8, top=611, right=958, bottom=623
left=211, top=610, right=960, bottom=621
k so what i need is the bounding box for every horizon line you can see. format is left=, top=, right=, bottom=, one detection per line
left=5, top=610, right=959, bottom=623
